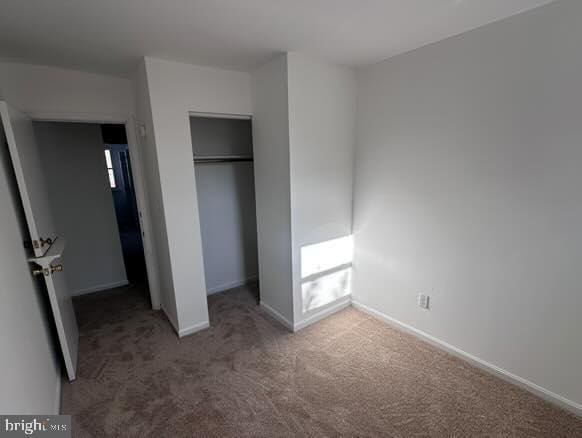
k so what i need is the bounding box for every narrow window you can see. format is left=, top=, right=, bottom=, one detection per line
left=105, top=149, right=117, bottom=188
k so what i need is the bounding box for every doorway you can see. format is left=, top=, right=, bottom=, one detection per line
left=32, top=121, right=150, bottom=301
left=1, top=101, right=160, bottom=381
left=101, top=124, right=148, bottom=287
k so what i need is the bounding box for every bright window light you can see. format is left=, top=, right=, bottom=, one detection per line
left=104, top=149, right=116, bottom=188
left=104, top=149, right=113, bottom=168
left=300, top=235, right=353, bottom=313
left=302, top=268, right=351, bottom=312
left=301, top=235, right=353, bottom=279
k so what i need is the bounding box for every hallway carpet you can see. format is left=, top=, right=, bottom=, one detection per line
left=61, top=284, right=582, bottom=437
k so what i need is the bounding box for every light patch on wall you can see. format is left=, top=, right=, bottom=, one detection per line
left=301, top=235, right=353, bottom=278
left=302, top=268, right=351, bottom=312
left=301, top=235, right=353, bottom=312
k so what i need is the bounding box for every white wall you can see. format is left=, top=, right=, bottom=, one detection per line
left=353, top=0, right=582, bottom=411
left=133, top=60, right=166, bottom=313
left=251, top=53, right=356, bottom=329
left=142, top=57, right=252, bottom=334
left=0, top=61, right=138, bottom=412
left=0, top=62, right=134, bottom=117
left=194, top=163, right=258, bottom=294
left=33, top=122, right=127, bottom=295
left=251, top=55, right=294, bottom=325
left=0, top=123, right=60, bottom=414
left=287, top=52, right=356, bottom=325
left=191, top=117, right=258, bottom=294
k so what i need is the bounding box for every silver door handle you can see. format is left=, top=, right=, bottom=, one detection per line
left=32, top=264, right=63, bottom=276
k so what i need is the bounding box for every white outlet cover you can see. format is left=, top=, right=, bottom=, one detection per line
left=418, top=294, right=430, bottom=309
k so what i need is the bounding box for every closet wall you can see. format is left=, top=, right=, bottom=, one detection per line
left=190, top=116, right=258, bottom=294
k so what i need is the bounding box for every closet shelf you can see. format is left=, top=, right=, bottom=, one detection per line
left=193, top=154, right=253, bottom=164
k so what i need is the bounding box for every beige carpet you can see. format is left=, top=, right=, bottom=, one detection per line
left=61, top=283, right=582, bottom=437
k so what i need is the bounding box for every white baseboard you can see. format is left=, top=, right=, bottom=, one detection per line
left=161, top=303, right=209, bottom=338
left=73, top=279, right=129, bottom=296
left=259, top=301, right=294, bottom=331
left=207, top=275, right=258, bottom=295
left=260, top=297, right=351, bottom=332
left=351, top=299, right=582, bottom=418
left=178, top=320, right=210, bottom=338
left=294, top=297, right=351, bottom=332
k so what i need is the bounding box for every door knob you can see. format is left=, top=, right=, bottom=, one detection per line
left=32, top=237, right=53, bottom=249
left=32, top=264, right=63, bottom=276
left=32, top=267, right=46, bottom=276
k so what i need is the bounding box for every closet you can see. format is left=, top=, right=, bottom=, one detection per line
left=190, top=115, right=259, bottom=297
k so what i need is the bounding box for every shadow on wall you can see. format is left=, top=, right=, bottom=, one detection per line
left=301, top=235, right=353, bottom=312
left=232, top=161, right=259, bottom=284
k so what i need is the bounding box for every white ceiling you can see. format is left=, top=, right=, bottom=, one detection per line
left=0, top=0, right=555, bottom=76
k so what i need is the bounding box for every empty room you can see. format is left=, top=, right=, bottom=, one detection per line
left=0, top=0, right=581, bottom=436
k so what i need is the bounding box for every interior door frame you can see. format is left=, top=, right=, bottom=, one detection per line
left=27, top=111, right=161, bottom=310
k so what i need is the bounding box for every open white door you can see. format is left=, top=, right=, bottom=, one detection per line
left=0, top=101, right=79, bottom=381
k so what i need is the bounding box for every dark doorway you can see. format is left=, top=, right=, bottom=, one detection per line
left=101, top=124, right=147, bottom=285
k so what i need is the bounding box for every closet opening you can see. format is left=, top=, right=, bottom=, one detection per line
left=190, top=113, right=259, bottom=307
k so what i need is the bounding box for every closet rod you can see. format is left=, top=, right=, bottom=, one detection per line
left=193, top=155, right=253, bottom=164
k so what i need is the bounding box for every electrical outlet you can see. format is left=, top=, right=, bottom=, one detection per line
left=417, top=294, right=430, bottom=310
